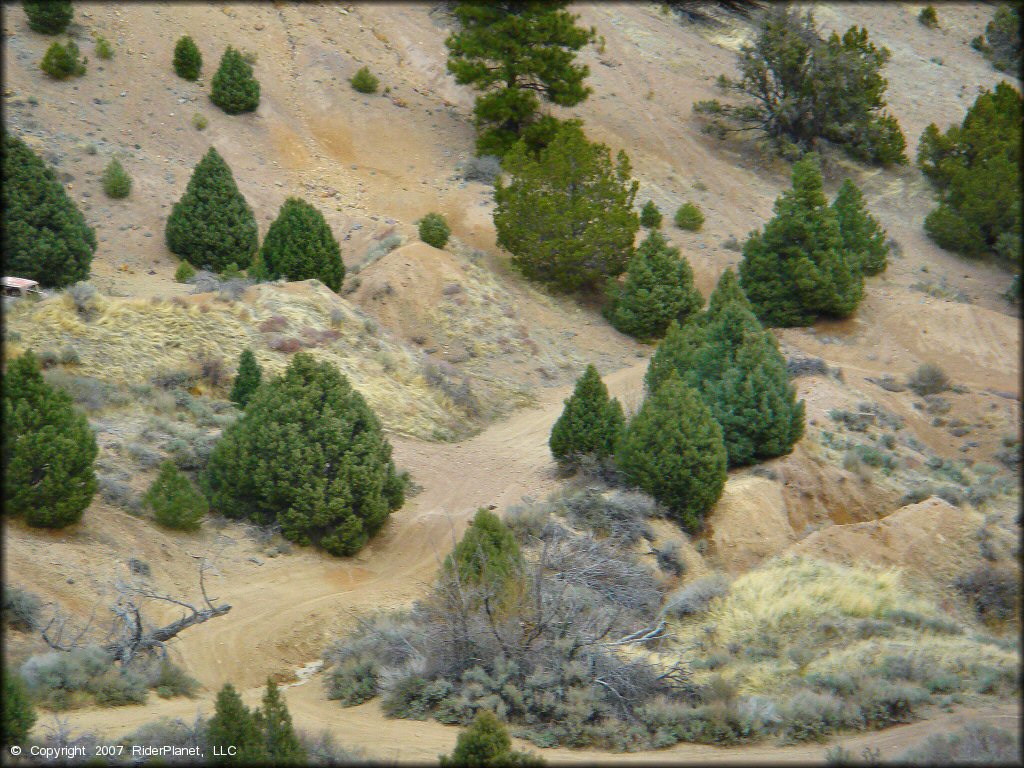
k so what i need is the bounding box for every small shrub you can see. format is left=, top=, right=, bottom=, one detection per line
left=351, top=66, right=379, bottom=94
left=640, top=200, right=663, bottom=229
left=191, top=112, right=208, bottom=130
left=173, top=35, right=202, bottom=81
left=461, top=154, right=502, bottom=183
left=210, top=46, right=260, bottom=114
left=664, top=574, right=730, bottom=618
left=918, top=5, right=938, bottom=28
left=674, top=202, right=704, bottom=231
left=94, top=35, right=113, bottom=60
left=954, top=565, right=1019, bottom=622
left=101, top=158, right=131, bottom=199
left=326, top=658, right=378, bottom=706
left=900, top=722, right=1020, bottom=764
left=907, top=362, right=949, bottom=396
left=40, top=39, right=86, bottom=79
left=153, top=661, right=200, bottom=699
left=3, top=586, right=42, bottom=631
left=418, top=213, right=451, bottom=249
left=24, top=1, right=73, bottom=34
left=654, top=540, right=686, bottom=577
left=175, top=261, right=196, bottom=283
left=143, top=460, right=208, bottom=531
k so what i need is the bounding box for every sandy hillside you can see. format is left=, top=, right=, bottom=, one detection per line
left=3, top=0, right=1020, bottom=761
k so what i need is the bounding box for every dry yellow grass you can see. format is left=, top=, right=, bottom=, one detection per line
left=5, top=282, right=466, bottom=439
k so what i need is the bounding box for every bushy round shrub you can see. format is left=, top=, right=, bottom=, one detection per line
left=640, top=200, right=662, bottom=229
left=210, top=46, right=260, bottom=114
left=174, top=261, right=195, bottom=283
left=173, top=35, right=202, bottom=80
left=23, top=1, right=73, bottom=34
left=143, top=460, right=208, bottom=531
left=674, top=202, right=705, bottom=231
left=101, top=158, right=131, bottom=199
left=418, top=213, right=451, bottom=249
left=350, top=66, right=379, bottom=94
left=40, top=39, right=86, bottom=79
left=260, top=197, right=345, bottom=291
left=94, top=35, right=113, bottom=60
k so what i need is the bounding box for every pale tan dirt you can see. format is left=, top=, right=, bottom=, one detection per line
left=3, top=1, right=1021, bottom=761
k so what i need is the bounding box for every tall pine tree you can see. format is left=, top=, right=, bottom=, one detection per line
left=230, top=349, right=262, bottom=408
left=603, top=230, right=703, bottom=340
left=3, top=351, right=97, bottom=528
left=166, top=147, right=258, bottom=273
left=832, top=178, right=889, bottom=276
left=203, top=353, right=406, bottom=556
left=207, top=683, right=265, bottom=764
left=259, top=198, right=344, bottom=292
left=210, top=46, right=260, bottom=114
left=2, top=132, right=96, bottom=288
left=445, top=2, right=594, bottom=156
left=258, top=679, right=306, bottom=764
left=549, top=364, right=625, bottom=469
left=738, top=155, right=863, bottom=326
left=495, top=122, right=639, bottom=292
left=617, top=373, right=727, bottom=533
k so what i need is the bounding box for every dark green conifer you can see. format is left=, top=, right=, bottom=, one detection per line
left=2, top=132, right=96, bottom=287
left=443, top=508, right=523, bottom=594
left=440, top=709, right=544, bottom=766
left=639, top=200, right=662, bottom=229
left=23, top=1, right=73, bottom=34
left=230, top=349, right=262, bottom=408
left=260, top=198, right=344, bottom=291
left=173, top=35, right=202, bottom=81
left=210, top=46, right=260, bottom=114
left=2, top=670, right=36, bottom=747
left=165, top=147, right=258, bottom=273
left=604, top=230, right=703, bottom=340
left=143, top=460, right=207, bottom=531
left=549, top=364, right=625, bottom=468
left=832, top=178, right=888, bottom=275
left=258, top=679, right=306, bottom=764
left=207, top=683, right=265, bottom=764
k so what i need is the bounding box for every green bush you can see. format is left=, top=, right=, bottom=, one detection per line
left=674, top=202, right=704, bottom=231
left=440, top=709, right=544, bottom=766
left=229, top=349, right=262, bottom=408
left=143, top=460, right=208, bottom=531
left=2, top=670, right=36, bottom=746
left=981, top=5, right=1021, bottom=73
left=832, top=178, right=888, bottom=275
left=101, top=157, right=131, bottom=199
left=23, top=1, right=72, bottom=34
left=617, top=373, right=727, bottom=532
left=604, top=230, right=703, bottom=340
left=494, top=121, right=639, bottom=292
left=326, top=658, right=378, bottom=706
left=166, top=147, right=258, bottom=272
left=191, top=112, right=208, bottom=130
left=549, top=364, right=625, bottom=469
left=152, top=660, right=199, bottom=699
left=203, top=353, right=406, bottom=556
left=94, top=35, right=113, bottom=60
left=260, top=678, right=306, bottom=763
left=739, top=156, right=863, bottom=326
left=640, top=200, right=662, bottom=229
left=917, top=83, right=1021, bottom=266
left=3, top=351, right=97, bottom=528
left=918, top=6, right=938, bottom=28
left=207, top=683, right=266, bottom=763
left=174, top=261, right=195, bottom=283
left=418, top=212, right=451, bottom=249
left=443, top=508, right=523, bottom=599
left=40, top=39, right=86, bottom=79
left=210, top=46, right=260, bottom=114
left=260, top=197, right=345, bottom=291
left=350, top=66, right=379, bottom=94
left=2, top=133, right=96, bottom=287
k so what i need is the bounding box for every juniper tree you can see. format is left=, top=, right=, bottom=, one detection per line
left=418, top=212, right=451, bottom=249
left=203, top=353, right=406, bottom=556
left=739, top=155, right=863, bottom=326
left=230, top=349, right=262, bottom=408
left=2, top=670, right=36, bottom=747
left=440, top=709, right=543, bottom=767
left=260, top=198, right=344, bottom=291
left=39, top=39, right=86, bottom=79
left=445, top=2, right=595, bottom=156
left=617, top=373, right=727, bottom=533
left=604, top=230, right=703, bottom=340
left=143, top=460, right=208, bottom=532
left=832, top=178, right=888, bottom=276
left=3, top=351, right=97, bottom=528
left=258, top=679, right=306, bottom=764
left=917, top=82, right=1021, bottom=266
left=2, top=132, right=96, bottom=287
left=23, top=1, right=73, bottom=34
left=166, top=147, right=258, bottom=273
left=207, top=683, right=265, bottom=764
left=443, top=508, right=523, bottom=595
left=101, top=158, right=132, bottom=199
left=210, top=46, right=260, bottom=114
left=173, top=35, right=202, bottom=81
left=646, top=271, right=805, bottom=467
left=494, top=122, right=639, bottom=292
left=639, top=200, right=662, bottom=229
left=549, top=364, right=624, bottom=469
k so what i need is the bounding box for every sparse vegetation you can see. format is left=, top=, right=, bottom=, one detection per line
left=350, top=66, right=379, bottom=94
left=549, top=364, right=625, bottom=470
left=972, top=5, right=1021, bottom=73
left=418, top=212, right=451, bottom=249
left=23, top=1, right=73, bottom=34
left=900, top=722, right=1020, bottom=764
left=166, top=147, right=259, bottom=273
left=4, top=351, right=97, bottom=528
left=210, top=46, right=260, bottom=114
left=3, top=586, right=42, bottom=632
left=94, top=35, right=113, bottom=60
left=673, top=202, right=704, bottom=231
left=445, top=2, right=595, bottom=156
left=2, top=133, right=95, bottom=287
left=203, top=353, right=406, bottom=556
left=101, top=158, right=131, bottom=199
left=460, top=154, right=502, bottom=184
left=40, top=39, right=86, bottom=79
left=173, top=37, right=202, bottom=81
left=260, top=197, right=345, bottom=291
left=495, top=122, right=639, bottom=292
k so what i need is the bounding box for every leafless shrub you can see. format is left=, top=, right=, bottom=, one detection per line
left=664, top=574, right=730, bottom=618
left=907, top=363, right=950, bottom=396
left=268, top=336, right=302, bottom=354
left=259, top=315, right=288, bottom=333
left=460, top=154, right=502, bottom=183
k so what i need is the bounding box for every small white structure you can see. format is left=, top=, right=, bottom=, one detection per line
left=2, top=276, right=43, bottom=298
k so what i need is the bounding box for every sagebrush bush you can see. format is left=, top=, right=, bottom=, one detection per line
left=907, top=362, right=950, bottom=396
left=955, top=565, right=1020, bottom=622
left=40, top=39, right=86, bottom=79
left=900, top=722, right=1020, bottom=764
left=191, top=112, right=208, bottom=130
left=350, top=66, right=379, bottom=94
left=101, top=158, right=131, bottom=199
left=19, top=646, right=151, bottom=710
left=3, top=586, right=42, bottom=631
left=461, top=155, right=502, bottom=183
left=674, top=202, right=704, bottom=231
left=664, top=574, right=730, bottom=618
left=918, top=5, right=938, bottom=28
left=418, top=213, right=451, bottom=249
